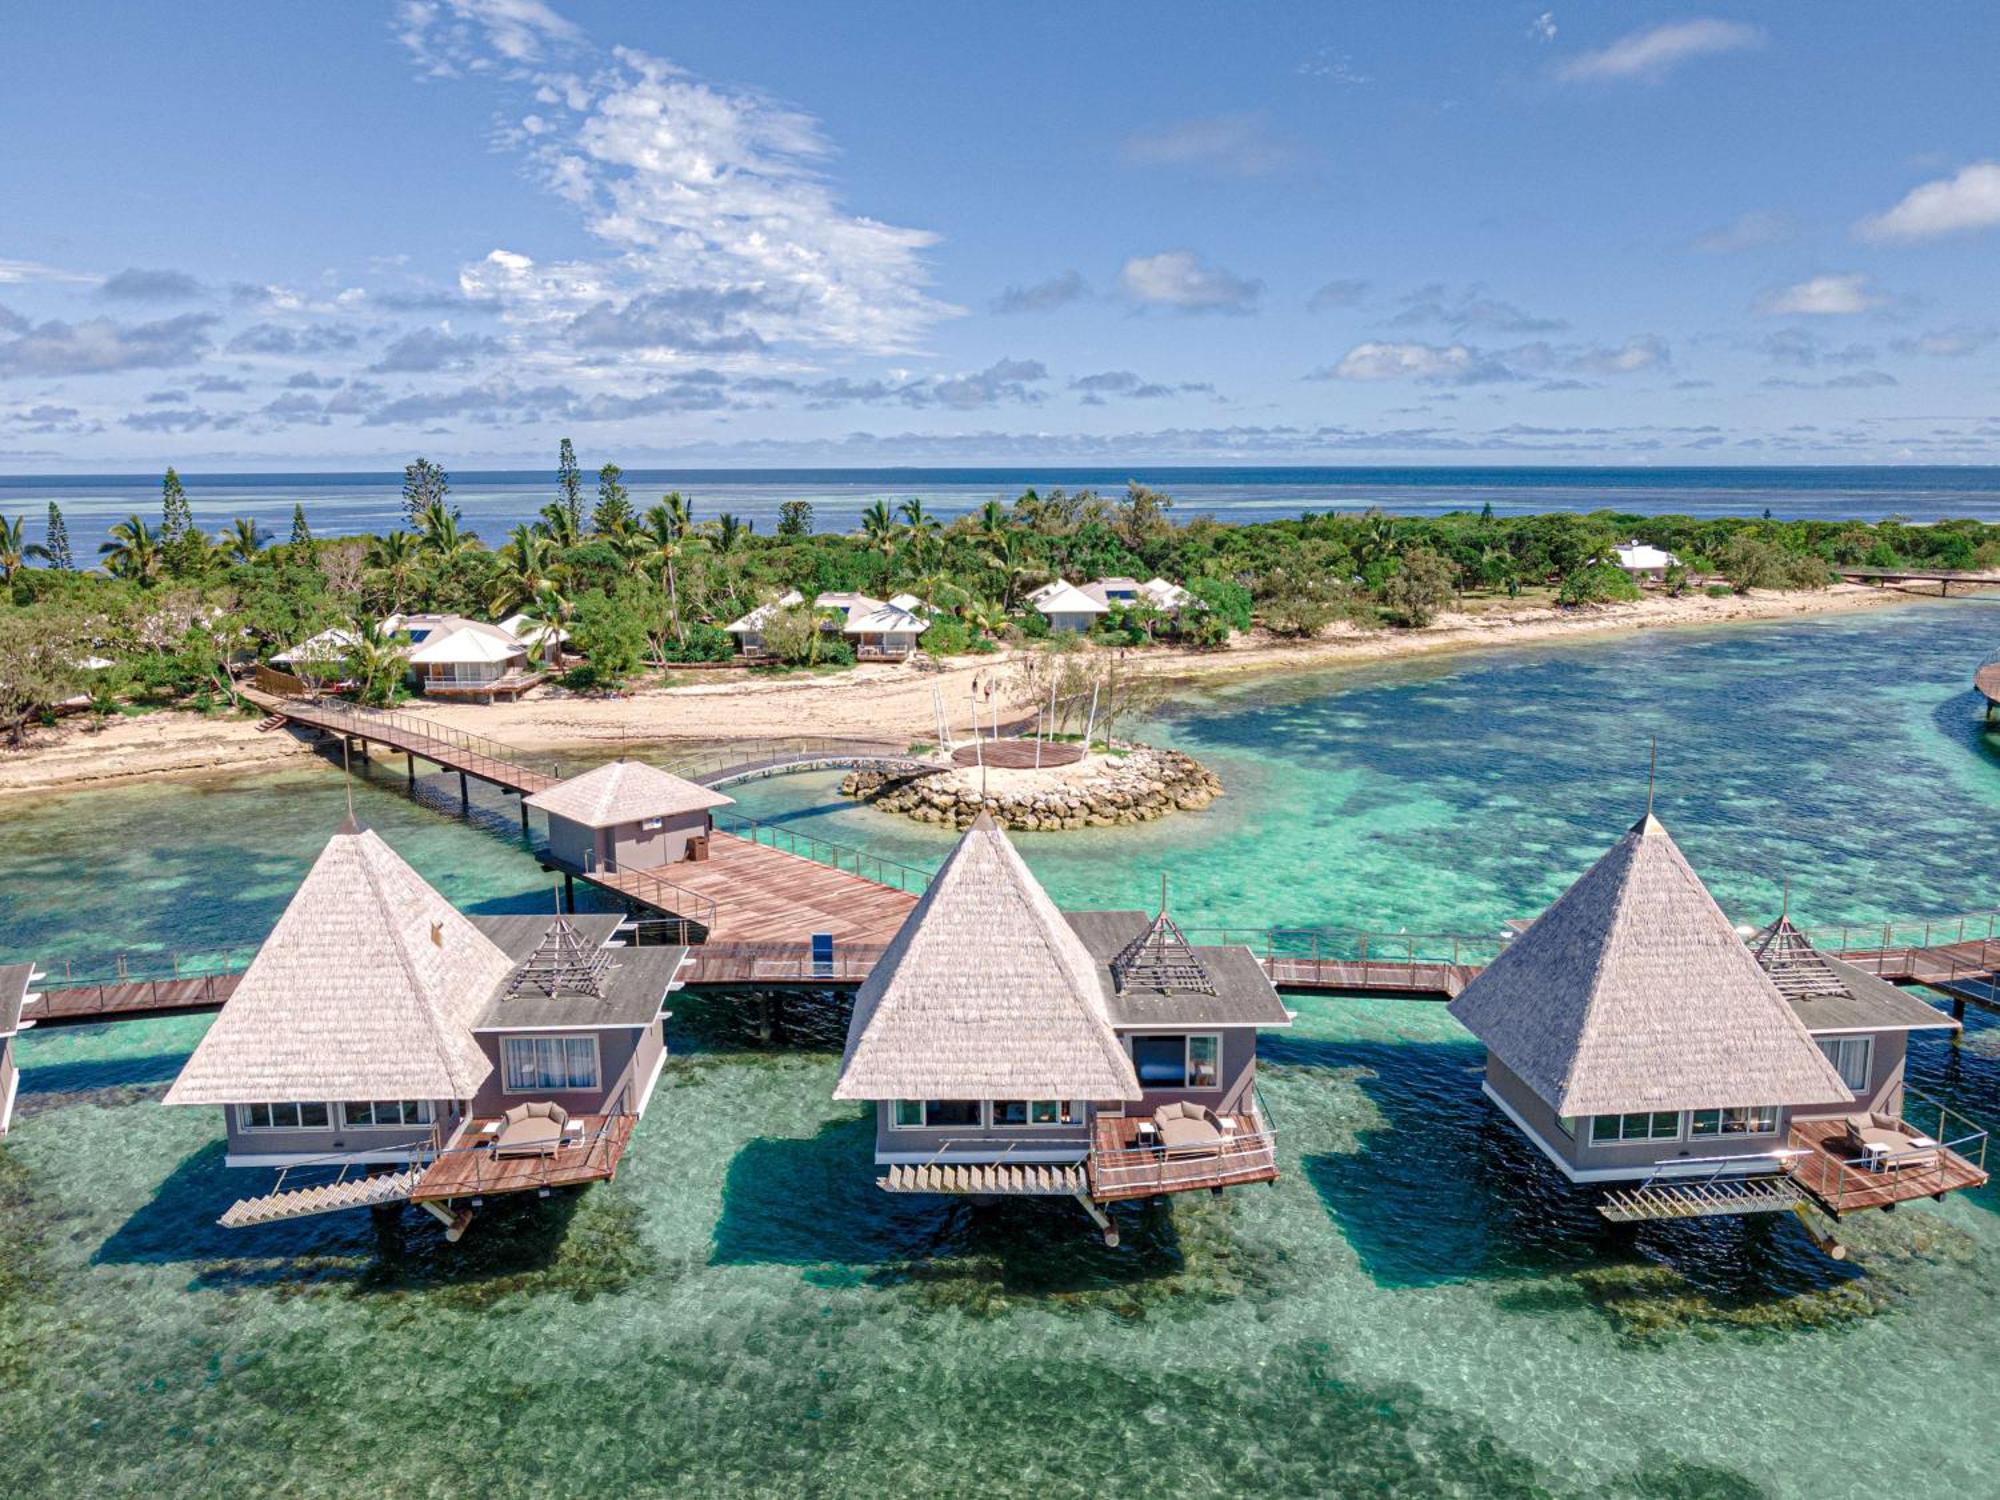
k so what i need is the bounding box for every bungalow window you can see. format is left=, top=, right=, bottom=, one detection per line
left=1588, top=1111, right=1681, bottom=1144
left=340, top=1100, right=435, bottom=1128
left=237, top=1102, right=332, bottom=1131
left=1816, top=1036, right=1873, bottom=1093
left=1130, top=1034, right=1222, bottom=1090
left=887, top=1100, right=980, bottom=1128
left=502, top=1035, right=600, bottom=1093
left=991, top=1100, right=1075, bottom=1126
left=641, top=817, right=665, bottom=831
left=1690, top=1106, right=1778, bottom=1137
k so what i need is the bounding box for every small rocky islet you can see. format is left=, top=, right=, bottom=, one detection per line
left=840, top=743, right=1223, bottom=831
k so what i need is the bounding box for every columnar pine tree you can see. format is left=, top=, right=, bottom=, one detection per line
left=42, top=501, right=73, bottom=569
left=159, top=467, right=204, bottom=576
left=776, top=499, right=813, bottom=538
left=289, top=502, right=314, bottom=549
left=592, top=462, right=634, bottom=535
left=557, top=437, right=584, bottom=535
left=401, top=457, right=450, bottom=528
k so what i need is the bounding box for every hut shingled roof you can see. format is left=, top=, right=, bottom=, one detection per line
left=1447, top=814, right=1852, bottom=1116
left=524, top=758, right=733, bottom=828
left=164, top=821, right=512, bottom=1105
left=835, top=814, right=1140, bottom=1101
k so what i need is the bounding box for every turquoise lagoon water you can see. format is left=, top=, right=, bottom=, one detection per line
left=7, top=600, right=2000, bottom=1496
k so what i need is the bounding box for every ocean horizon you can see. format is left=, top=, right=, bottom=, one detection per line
left=9, top=464, right=2000, bottom=553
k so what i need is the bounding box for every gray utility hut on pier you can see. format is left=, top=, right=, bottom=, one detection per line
left=526, top=758, right=734, bottom=872
left=835, top=812, right=1290, bottom=1243
left=1449, top=812, right=1987, bottom=1230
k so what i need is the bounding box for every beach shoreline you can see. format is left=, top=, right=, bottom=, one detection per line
left=0, top=582, right=1956, bottom=801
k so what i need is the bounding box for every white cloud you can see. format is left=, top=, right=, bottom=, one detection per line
left=1322, top=342, right=1505, bottom=383
left=1891, top=326, right=1998, bottom=358
left=400, top=4, right=954, bottom=362
left=0, top=310, right=220, bottom=377
left=0, top=258, right=97, bottom=286
left=1121, top=114, right=1292, bottom=176
left=1755, top=274, right=1883, bottom=316
left=1118, top=251, right=1262, bottom=314
left=1315, top=335, right=1668, bottom=385
left=1558, top=19, right=1762, bottom=82
left=1857, top=162, right=2000, bottom=243
left=1530, top=12, right=1557, bottom=43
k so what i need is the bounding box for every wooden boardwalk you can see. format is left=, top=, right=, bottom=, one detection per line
left=23, top=971, right=243, bottom=1024
left=249, top=690, right=560, bottom=796
left=572, top=832, right=919, bottom=947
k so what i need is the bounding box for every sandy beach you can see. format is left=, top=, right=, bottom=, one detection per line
left=0, top=582, right=1947, bottom=800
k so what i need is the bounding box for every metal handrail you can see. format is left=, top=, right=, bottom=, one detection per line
left=32, top=945, right=259, bottom=989
left=275, top=697, right=562, bottom=780
left=585, top=854, right=720, bottom=934
left=428, top=1112, right=630, bottom=1196
left=1088, top=1103, right=1280, bottom=1193
left=1785, top=1087, right=1991, bottom=1212
left=1181, top=926, right=1503, bottom=969
left=711, top=810, right=937, bottom=894
left=659, top=734, right=933, bottom=784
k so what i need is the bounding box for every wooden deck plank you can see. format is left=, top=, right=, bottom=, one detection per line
left=1086, top=1113, right=1280, bottom=1202
left=1785, top=1115, right=1989, bottom=1215
left=408, top=1114, right=634, bottom=1203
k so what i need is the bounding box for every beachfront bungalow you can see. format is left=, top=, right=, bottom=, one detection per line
left=1, top=963, right=38, bottom=1137
left=163, top=815, right=687, bottom=1234
left=271, top=627, right=360, bottom=672
left=1611, top=539, right=1679, bottom=582
left=497, top=611, right=570, bottom=657
left=834, top=813, right=1289, bottom=1242
left=406, top=616, right=539, bottom=700
left=526, top=758, right=735, bottom=874
left=886, top=592, right=928, bottom=615
left=1449, top=813, right=1988, bottom=1227
left=843, top=600, right=930, bottom=660
left=1028, top=580, right=1110, bottom=634
left=723, top=590, right=805, bottom=656
left=1138, top=576, right=1196, bottom=613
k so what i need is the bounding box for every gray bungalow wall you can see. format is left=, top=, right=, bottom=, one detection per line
left=469, top=1018, right=666, bottom=1120
left=1790, top=1029, right=1908, bottom=1119
left=1112, top=1026, right=1259, bottom=1119
left=221, top=1099, right=463, bottom=1166
left=545, top=809, right=712, bottom=871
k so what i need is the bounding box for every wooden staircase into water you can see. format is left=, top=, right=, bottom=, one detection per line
left=1598, top=1175, right=1808, bottom=1223
left=219, top=1167, right=423, bottom=1228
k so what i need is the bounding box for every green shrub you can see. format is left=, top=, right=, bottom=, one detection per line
left=1380, top=546, right=1458, bottom=627
left=659, top=621, right=734, bottom=662
left=1557, top=563, right=1641, bottom=608
left=1184, top=576, right=1252, bottom=633
left=922, top=615, right=973, bottom=655
left=1705, top=583, right=1734, bottom=598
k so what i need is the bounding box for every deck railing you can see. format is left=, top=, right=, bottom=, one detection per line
left=680, top=941, right=888, bottom=983
left=1785, top=1087, right=1991, bottom=1213
left=656, top=734, right=936, bottom=786
left=575, top=854, right=720, bottom=937
left=425, top=1113, right=630, bottom=1197
left=711, top=811, right=937, bottom=894
left=1800, top=910, right=2000, bottom=963
left=1086, top=1090, right=1280, bottom=1197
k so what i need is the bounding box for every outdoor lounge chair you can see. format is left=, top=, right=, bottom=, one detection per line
left=494, top=1101, right=569, bottom=1158
left=1152, top=1100, right=1224, bottom=1156
left=1841, top=1111, right=1941, bottom=1172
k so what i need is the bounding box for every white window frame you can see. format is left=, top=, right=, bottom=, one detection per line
left=888, top=1100, right=984, bottom=1129
left=1588, top=1110, right=1682, bottom=1146
left=1816, top=1035, right=1873, bottom=1093
left=890, top=1099, right=926, bottom=1129
left=236, top=1101, right=334, bottom=1132
left=640, top=816, right=665, bottom=831
left=1689, top=1105, right=1780, bottom=1138
left=501, top=1034, right=602, bottom=1094
left=338, top=1100, right=436, bottom=1129
left=1128, top=1033, right=1223, bottom=1092
left=988, top=1100, right=1076, bottom=1127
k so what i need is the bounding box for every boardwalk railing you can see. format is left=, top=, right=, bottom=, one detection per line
left=681, top=941, right=889, bottom=983
left=266, top=696, right=562, bottom=782
left=712, top=811, right=937, bottom=894
left=1801, top=909, right=2000, bottom=962
left=659, top=735, right=939, bottom=786
left=575, top=855, right=720, bottom=936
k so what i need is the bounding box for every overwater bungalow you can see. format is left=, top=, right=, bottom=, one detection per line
left=1449, top=812, right=1988, bottom=1233
left=526, top=758, right=734, bottom=874
left=162, top=816, right=688, bottom=1237
left=1, top=962, right=39, bottom=1137
left=834, top=813, right=1290, bottom=1243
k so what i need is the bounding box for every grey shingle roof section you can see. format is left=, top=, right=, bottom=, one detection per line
left=1789, top=957, right=1959, bottom=1034
left=1065, top=911, right=1292, bottom=1027
left=470, top=917, right=687, bottom=1030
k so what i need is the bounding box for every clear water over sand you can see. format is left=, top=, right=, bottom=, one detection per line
left=5, top=599, right=2000, bottom=1497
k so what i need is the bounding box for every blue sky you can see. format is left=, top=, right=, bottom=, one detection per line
left=2, top=1, right=1997, bottom=470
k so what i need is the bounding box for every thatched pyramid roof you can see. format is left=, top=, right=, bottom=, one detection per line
left=1448, top=814, right=1851, bottom=1116
left=835, top=814, right=1140, bottom=1102
left=525, top=758, right=733, bottom=828
left=165, top=819, right=510, bottom=1106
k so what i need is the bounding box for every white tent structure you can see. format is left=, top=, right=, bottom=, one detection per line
left=843, top=601, right=930, bottom=659
left=1028, top=580, right=1109, bottom=633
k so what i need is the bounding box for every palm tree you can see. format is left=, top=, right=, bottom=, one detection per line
left=216, top=517, right=266, bottom=565
left=416, top=501, right=477, bottom=564
left=859, top=499, right=898, bottom=569
left=713, top=512, right=749, bottom=557
left=98, top=515, right=164, bottom=584
left=986, top=530, right=1044, bottom=609
left=639, top=501, right=693, bottom=644
left=908, top=570, right=969, bottom=614
left=365, top=531, right=422, bottom=613
left=976, top=498, right=1010, bottom=548
left=898, top=497, right=941, bottom=569
left=0, top=515, right=25, bottom=584
left=535, top=501, right=582, bottom=550
left=514, top=584, right=573, bottom=671
left=342, top=613, right=411, bottom=707
left=491, top=524, right=565, bottom=616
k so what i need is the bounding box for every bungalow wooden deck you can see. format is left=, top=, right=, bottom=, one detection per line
left=408, top=1113, right=635, bottom=1203
left=1785, top=1116, right=1989, bottom=1216
left=1085, top=1114, right=1280, bottom=1203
